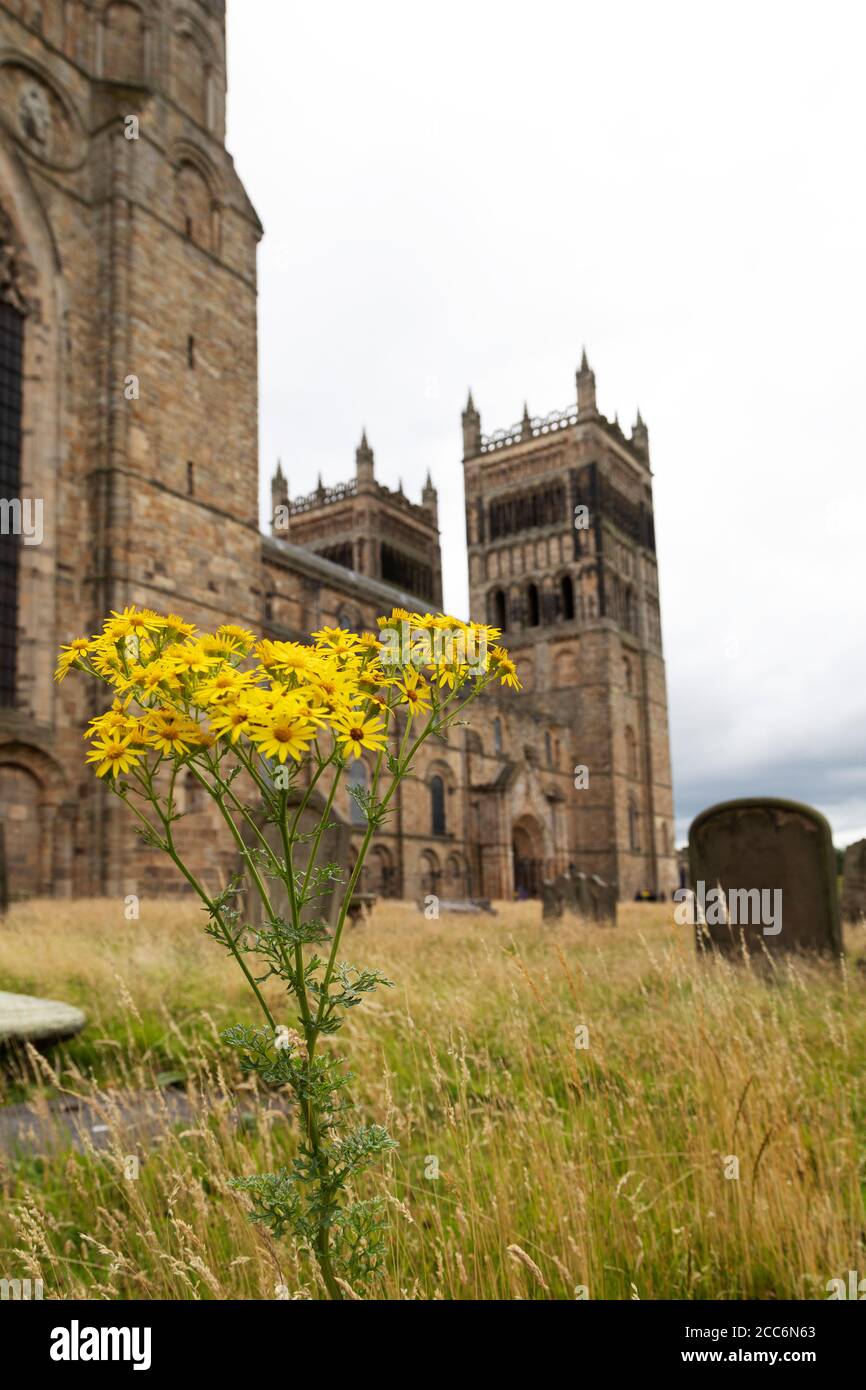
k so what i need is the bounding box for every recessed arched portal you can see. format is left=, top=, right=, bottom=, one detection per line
left=512, top=813, right=545, bottom=899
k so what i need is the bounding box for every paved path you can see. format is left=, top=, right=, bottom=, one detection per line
left=0, top=990, right=86, bottom=1044
left=0, top=1090, right=196, bottom=1157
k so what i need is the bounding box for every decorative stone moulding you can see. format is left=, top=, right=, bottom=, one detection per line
left=0, top=53, right=88, bottom=172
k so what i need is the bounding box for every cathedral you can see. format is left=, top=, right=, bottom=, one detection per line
left=0, top=0, right=677, bottom=906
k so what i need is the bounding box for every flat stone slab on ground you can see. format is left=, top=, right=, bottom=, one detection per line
left=0, top=990, right=87, bottom=1044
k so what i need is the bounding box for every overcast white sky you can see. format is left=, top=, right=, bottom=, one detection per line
left=225, top=0, right=866, bottom=847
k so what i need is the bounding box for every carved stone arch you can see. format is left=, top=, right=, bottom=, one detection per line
left=0, top=55, right=88, bottom=172
left=418, top=846, right=441, bottom=897
left=444, top=850, right=469, bottom=898
left=173, top=141, right=221, bottom=251
left=0, top=139, right=64, bottom=722
left=0, top=741, right=74, bottom=898
left=368, top=842, right=395, bottom=898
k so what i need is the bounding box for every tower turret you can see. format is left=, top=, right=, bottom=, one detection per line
left=631, top=409, right=650, bottom=463
left=576, top=349, right=597, bottom=419
left=422, top=469, right=439, bottom=521
left=355, top=429, right=375, bottom=486
left=271, top=458, right=288, bottom=524
left=462, top=390, right=481, bottom=459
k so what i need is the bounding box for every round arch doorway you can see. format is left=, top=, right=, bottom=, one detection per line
left=512, top=815, right=545, bottom=899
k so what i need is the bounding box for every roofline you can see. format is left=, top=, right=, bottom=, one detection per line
left=262, top=534, right=438, bottom=615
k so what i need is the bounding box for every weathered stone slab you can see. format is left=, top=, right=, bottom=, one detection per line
left=688, top=797, right=841, bottom=958
left=0, top=991, right=86, bottom=1044
left=841, top=839, right=866, bottom=921
left=417, top=898, right=498, bottom=917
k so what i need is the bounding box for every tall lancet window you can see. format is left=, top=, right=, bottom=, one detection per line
left=0, top=215, right=27, bottom=707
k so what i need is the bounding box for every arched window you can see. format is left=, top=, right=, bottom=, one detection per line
left=490, top=588, right=507, bottom=632
left=526, top=582, right=540, bottom=627
left=628, top=798, right=640, bottom=852
left=445, top=853, right=468, bottom=897
left=369, top=844, right=395, bottom=897
left=493, top=717, right=503, bottom=754
left=347, top=759, right=368, bottom=826
left=544, top=731, right=553, bottom=765
left=625, top=726, right=638, bottom=778
left=623, top=656, right=633, bottom=694
left=430, top=775, right=446, bottom=835
left=560, top=574, right=575, bottom=622
left=176, top=161, right=213, bottom=249
left=103, top=1, right=145, bottom=83
left=420, top=849, right=441, bottom=897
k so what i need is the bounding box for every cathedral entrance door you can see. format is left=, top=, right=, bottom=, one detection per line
left=512, top=817, right=545, bottom=899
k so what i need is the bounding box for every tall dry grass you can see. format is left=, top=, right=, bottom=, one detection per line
left=1, top=897, right=865, bottom=1300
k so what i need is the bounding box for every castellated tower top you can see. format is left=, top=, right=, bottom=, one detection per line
left=269, top=438, right=443, bottom=607
left=461, top=353, right=649, bottom=469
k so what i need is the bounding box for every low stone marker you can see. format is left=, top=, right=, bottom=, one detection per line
left=841, top=839, right=866, bottom=922
left=417, top=898, right=497, bottom=917
left=688, top=797, right=841, bottom=958
left=0, top=991, right=86, bottom=1045
left=542, top=870, right=617, bottom=925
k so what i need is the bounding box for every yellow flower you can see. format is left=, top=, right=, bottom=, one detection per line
left=217, top=624, right=256, bottom=652
left=492, top=647, right=522, bottom=690
left=432, top=657, right=468, bottom=690
left=265, top=641, right=319, bottom=678
left=164, top=614, right=198, bottom=640
left=312, top=626, right=362, bottom=651
left=209, top=703, right=254, bottom=744
left=144, top=709, right=200, bottom=755
left=334, top=713, right=388, bottom=760
left=85, top=734, right=145, bottom=779
left=103, top=606, right=166, bottom=641
left=397, top=671, right=432, bottom=714
left=248, top=705, right=318, bottom=763
left=54, top=637, right=92, bottom=682
left=130, top=659, right=180, bottom=695
left=195, top=665, right=254, bottom=706
left=168, top=643, right=213, bottom=675
left=85, top=700, right=134, bottom=739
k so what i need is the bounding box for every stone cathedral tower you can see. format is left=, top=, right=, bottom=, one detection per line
left=0, top=0, right=262, bottom=897
left=463, top=355, right=677, bottom=899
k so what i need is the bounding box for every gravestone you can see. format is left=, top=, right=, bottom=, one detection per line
left=542, top=870, right=617, bottom=925
left=542, top=880, right=562, bottom=921
left=688, top=797, right=841, bottom=958
left=589, top=874, right=617, bottom=924
left=554, top=871, right=580, bottom=916
left=841, top=839, right=866, bottom=922
left=238, top=790, right=351, bottom=931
